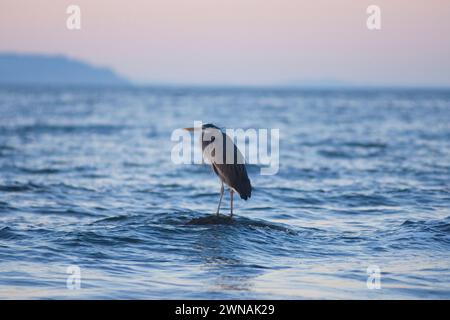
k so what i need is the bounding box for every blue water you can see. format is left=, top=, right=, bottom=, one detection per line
left=1, top=86, right=450, bottom=299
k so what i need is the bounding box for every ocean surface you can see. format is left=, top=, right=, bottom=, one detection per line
left=0, top=86, right=449, bottom=299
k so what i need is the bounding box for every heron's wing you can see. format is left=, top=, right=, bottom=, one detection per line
left=211, top=142, right=252, bottom=200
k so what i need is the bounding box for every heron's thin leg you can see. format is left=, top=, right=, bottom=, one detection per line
left=230, top=189, right=234, bottom=217
left=216, top=182, right=224, bottom=215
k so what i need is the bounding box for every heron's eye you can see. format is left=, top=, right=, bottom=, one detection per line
left=211, top=136, right=216, bottom=142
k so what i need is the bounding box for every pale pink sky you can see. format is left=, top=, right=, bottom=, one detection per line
left=1, top=0, right=449, bottom=86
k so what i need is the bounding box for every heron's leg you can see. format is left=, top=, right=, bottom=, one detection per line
left=230, top=189, right=234, bottom=217
left=216, top=181, right=224, bottom=215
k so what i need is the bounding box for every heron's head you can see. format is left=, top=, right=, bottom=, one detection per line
left=183, top=123, right=221, bottom=132
left=183, top=124, right=223, bottom=149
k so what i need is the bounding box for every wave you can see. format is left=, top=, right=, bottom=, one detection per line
left=0, top=181, right=97, bottom=193
left=373, top=216, right=450, bottom=250
left=0, top=226, right=23, bottom=240
left=60, top=230, right=143, bottom=247
left=317, top=147, right=385, bottom=159
left=0, top=182, right=42, bottom=193
left=27, top=207, right=101, bottom=218
left=401, top=217, right=450, bottom=234
left=0, top=123, right=127, bottom=136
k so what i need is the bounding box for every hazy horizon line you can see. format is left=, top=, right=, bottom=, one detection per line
left=2, top=51, right=450, bottom=90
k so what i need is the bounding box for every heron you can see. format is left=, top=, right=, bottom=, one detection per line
left=184, top=124, right=252, bottom=217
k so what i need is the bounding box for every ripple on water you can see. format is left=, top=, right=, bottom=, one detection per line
left=0, top=227, right=24, bottom=240
left=0, top=182, right=42, bottom=193
left=1, top=87, right=450, bottom=299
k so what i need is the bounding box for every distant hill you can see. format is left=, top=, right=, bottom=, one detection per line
left=0, top=53, right=129, bottom=85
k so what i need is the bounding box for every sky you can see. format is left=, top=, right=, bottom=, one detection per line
left=1, top=0, right=449, bottom=87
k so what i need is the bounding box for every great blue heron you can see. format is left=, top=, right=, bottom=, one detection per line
left=184, top=124, right=252, bottom=217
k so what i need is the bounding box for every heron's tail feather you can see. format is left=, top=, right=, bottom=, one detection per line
left=238, top=179, right=252, bottom=200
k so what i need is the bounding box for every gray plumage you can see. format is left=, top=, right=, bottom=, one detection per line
left=186, top=123, right=252, bottom=216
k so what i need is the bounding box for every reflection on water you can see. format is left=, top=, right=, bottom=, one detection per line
left=1, top=86, right=450, bottom=299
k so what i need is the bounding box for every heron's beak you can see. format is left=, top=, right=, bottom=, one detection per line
left=183, top=127, right=195, bottom=132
